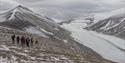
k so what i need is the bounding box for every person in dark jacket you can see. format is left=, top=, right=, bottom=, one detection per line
left=35, top=40, right=38, bottom=44
left=16, top=36, right=20, bottom=45
left=31, top=37, right=34, bottom=46
left=11, top=35, right=15, bottom=44
left=21, top=36, right=25, bottom=47
left=26, top=37, right=30, bottom=47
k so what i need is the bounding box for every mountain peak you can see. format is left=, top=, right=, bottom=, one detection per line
left=2, top=5, right=34, bottom=20
left=13, top=5, right=33, bottom=13
left=17, top=5, right=23, bottom=8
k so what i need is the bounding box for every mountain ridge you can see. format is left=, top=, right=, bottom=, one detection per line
left=85, top=7, right=125, bottom=39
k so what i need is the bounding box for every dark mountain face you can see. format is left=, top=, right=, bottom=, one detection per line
left=85, top=8, right=125, bottom=39
left=0, top=5, right=71, bottom=40
left=0, top=5, right=57, bottom=30
left=0, top=5, right=36, bottom=30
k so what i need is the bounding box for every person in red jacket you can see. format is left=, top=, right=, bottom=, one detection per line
left=21, top=36, right=26, bottom=47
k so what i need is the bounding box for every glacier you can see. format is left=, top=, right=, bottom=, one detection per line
left=62, top=22, right=125, bottom=63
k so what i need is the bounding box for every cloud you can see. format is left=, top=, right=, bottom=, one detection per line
left=0, top=0, right=125, bottom=19
left=0, top=0, right=19, bottom=10
left=15, top=0, right=124, bottom=12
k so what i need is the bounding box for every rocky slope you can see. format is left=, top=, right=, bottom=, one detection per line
left=0, top=26, right=116, bottom=63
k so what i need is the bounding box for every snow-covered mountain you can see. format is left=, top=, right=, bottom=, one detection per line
left=0, top=5, right=58, bottom=36
left=59, top=14, right=94, bottom=25
left=85, top=7, right=125, bottom=39
left=0, top=5, right=116, bottom=63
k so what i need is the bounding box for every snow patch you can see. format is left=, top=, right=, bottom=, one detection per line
left=0, top=57, right=8, bottom=63
left=40, top=28, right=54, bottom=35
left=63, top=40, right=68, bottom=43
left=100, top=21, right=111, bottom=30
left=54, top=36, right=61, bottom=40
left=54, top=28, right=60, bottom=31
left=51, top=18, right=63, bottom=23
left=106, top=18, right=125, bottom=30
left=8, top=8, right=19, bottom=20
left=25, top=27, right=47, bottom=38
left=0, top=45, right=9, bottom=51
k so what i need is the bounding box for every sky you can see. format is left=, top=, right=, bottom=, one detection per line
left=0, top=0, right=125, bottom=19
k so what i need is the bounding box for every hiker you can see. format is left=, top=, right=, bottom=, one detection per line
left=11, top=35, right=15, bottom=44
left=21, top=36, right=26, bottom=47
left=35, top=39, right=38, bottom=44
left=26, top=37, right=30, bottom=47
left=31, top=37, right=34, bottom=46
left=16, top=36, right=20, bottom=45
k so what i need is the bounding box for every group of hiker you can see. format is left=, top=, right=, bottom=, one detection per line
left=11, top=35, right=39, bottom=47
